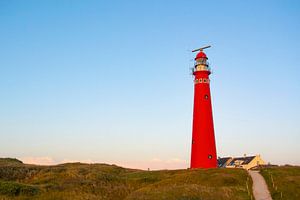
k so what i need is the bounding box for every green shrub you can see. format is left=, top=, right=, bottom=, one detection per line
left=0, top=181, right=39, bottom=196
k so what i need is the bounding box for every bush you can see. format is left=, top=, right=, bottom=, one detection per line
left=0, top=181, right=39, bottom=196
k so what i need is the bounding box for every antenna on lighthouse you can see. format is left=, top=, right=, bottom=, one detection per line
left=192, top=45, right=211, bottom=52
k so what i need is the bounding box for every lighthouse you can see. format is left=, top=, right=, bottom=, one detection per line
left=190, top=46, right=217, bottom=169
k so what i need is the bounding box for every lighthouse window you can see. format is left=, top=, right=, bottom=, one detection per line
left=199, top=78, right=202, bottom=83
left=203, top=79, right=207, bottom=83
left=208, top=155, right=213, bottom=159
left=204, top=95, right=209, bottom=99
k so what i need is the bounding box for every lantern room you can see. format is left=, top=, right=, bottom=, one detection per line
left=194, top=51, right=210, bottom=72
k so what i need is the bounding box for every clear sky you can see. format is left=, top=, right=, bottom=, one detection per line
left=0, top=0, right=299, bottom=169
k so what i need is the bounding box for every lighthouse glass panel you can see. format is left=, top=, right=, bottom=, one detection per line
left=196, top=58, right=207, bottom=65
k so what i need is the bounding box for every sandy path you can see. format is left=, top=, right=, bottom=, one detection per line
left=248, top=170, right=273, bottom=200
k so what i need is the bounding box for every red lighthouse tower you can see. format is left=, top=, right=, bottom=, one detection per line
left=190, top=46, right=217, bottom=169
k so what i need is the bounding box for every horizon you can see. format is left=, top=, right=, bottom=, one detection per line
left=1, top=1, right=300, bottom=170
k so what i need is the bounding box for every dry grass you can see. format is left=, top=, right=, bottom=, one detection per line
left=0, top=158, right=252, bottom=200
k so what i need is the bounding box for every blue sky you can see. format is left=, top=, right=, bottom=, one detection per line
left=0, top=0, right=299, bottom=169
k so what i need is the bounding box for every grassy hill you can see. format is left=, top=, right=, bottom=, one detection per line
left=260, top=166, right=300, bottom=200
left=0, top=158, right=253, bottom=200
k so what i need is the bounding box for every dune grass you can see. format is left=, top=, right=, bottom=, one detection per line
left=260, top=166, right=300, bottom=200
left=0, top=158, right=252, bottom=200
